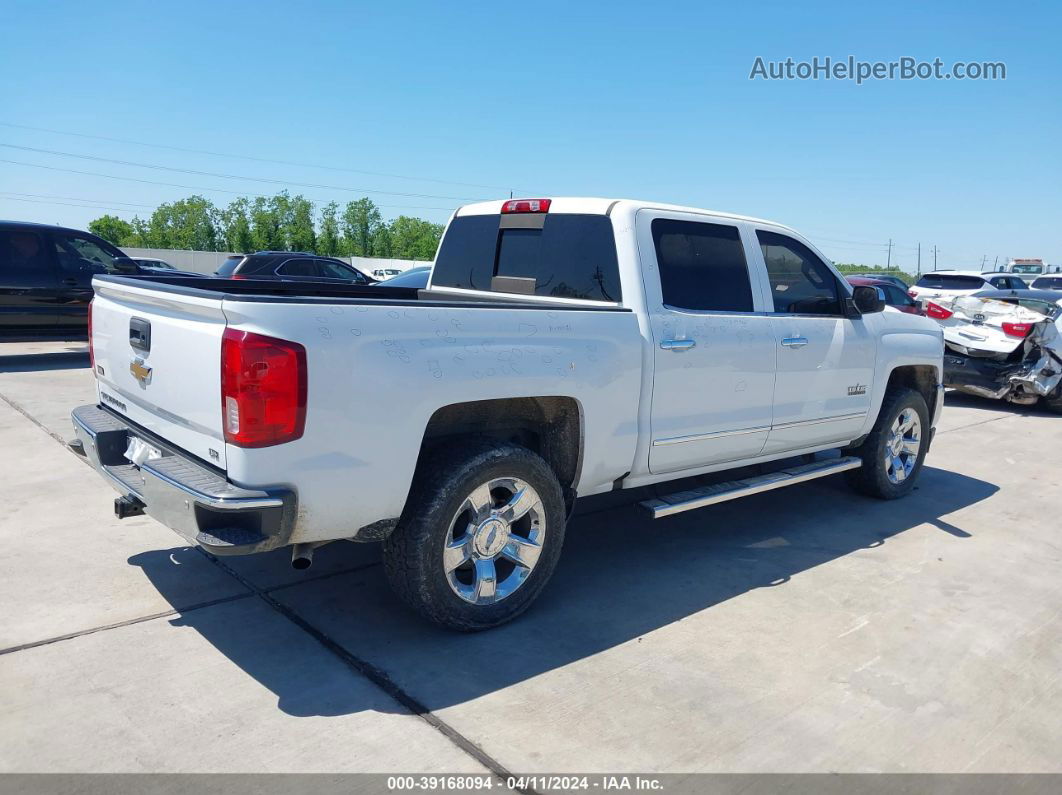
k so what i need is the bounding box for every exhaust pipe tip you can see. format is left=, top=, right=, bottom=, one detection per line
left=291, top=543, right=315, bottom=570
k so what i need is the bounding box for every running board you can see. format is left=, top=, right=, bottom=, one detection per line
left=639, top=456, right=862, bottom=519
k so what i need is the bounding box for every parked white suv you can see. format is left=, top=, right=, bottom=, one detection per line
left=909, top=271, right=1028, bottom=311
left=73, top=197, right=945, bottom=629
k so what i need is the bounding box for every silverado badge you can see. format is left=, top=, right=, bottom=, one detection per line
left=847, top=383, right=867, bottom=396
left=130, top=358, right=152, bottom=386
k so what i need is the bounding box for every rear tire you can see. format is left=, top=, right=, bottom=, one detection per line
left=845, top=387, right=930, bottom=499
left=382, top=439, right=566, bottom=631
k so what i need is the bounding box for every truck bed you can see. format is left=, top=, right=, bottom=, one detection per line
left=109, top=274, right=633, bottom=312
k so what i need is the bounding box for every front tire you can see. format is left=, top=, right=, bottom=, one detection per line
left=846, top=387, right=930, bottom=499
left=382, top=439, right=566, bottom=631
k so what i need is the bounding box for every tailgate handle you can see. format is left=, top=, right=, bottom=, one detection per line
left=129, top=317, right=151, bottom=353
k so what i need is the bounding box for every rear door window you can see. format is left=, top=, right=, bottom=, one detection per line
left=432, top=214, right=621, bottom=302
left=651, top=219, right=753, bottom=311
left=757, top=230, right=842, bottom=315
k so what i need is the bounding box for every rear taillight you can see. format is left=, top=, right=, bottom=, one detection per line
left=907, top=289, right=918, bottom=299
left=501, top=198, right=551, bottom=214
left=926, top=302, right=953, bottom=320
left=87, top=299, right=95, bottom=373
left=221, top=329, right=307, bottom=448
left=1002, top=322, right=1033, bottom=338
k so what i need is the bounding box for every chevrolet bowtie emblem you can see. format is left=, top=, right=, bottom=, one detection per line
left=130, top=358, right=152, bottom=385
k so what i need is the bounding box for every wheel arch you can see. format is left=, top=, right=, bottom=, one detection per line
left=885, top=364, right=941, bottom=425
left=414, top=396, right=584, bottom=511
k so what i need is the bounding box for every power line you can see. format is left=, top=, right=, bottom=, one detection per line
left=0, top=195, right=148, bottom=214
left=0, top=190, right=154, bottom=208
left=0, top=120, right=521, bottom=193
left=799, top=230, right=891, bottom=248
left=0, top=159, right=457, bottom=212
left=0, top=143, right=483, bottom=202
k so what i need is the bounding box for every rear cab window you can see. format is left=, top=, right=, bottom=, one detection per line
left=432, top=213, right=621, bottom=302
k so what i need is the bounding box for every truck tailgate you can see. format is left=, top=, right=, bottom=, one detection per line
left=91, top=279, right=228, bottom=469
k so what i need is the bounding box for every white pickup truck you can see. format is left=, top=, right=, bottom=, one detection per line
left=73, top=198, right=945, bottom=630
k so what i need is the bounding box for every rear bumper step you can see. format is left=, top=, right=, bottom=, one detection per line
left=640, top=456, right=862, bottom=519
left=71, top=404, right=296, bottom=555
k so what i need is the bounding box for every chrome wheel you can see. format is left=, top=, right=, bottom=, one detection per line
left=884, top=408, right=921, bottom=484
left=443, top=477, right=545, bottom=605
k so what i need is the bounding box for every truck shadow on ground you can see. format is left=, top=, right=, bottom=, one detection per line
left=128, top=463, right=997, bottom=717
left=0, top=349, right=89, bottom=374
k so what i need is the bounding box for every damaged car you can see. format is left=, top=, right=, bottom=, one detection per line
left=927, top=289, right=1062, bottom=412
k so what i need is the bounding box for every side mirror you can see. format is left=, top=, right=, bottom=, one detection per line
left=112, top=256, right=140, bottom=274
left=852, top=285, right=886, bottom=314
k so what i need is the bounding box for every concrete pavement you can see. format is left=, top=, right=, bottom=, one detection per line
left=1, top=338, right=1059, bottom=773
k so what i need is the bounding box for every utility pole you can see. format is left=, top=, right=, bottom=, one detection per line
left=887, top=238, right=893, bottom=269
left=917, top=242, right=921, bottom=276
left=932, top=245, right=938, bottom=271
left=993, top=256, right=998, bottom=269
left=981, top=254, right=987, bottom=271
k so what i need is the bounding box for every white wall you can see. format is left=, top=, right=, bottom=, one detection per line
left=123, top=248, right=428, bottom=276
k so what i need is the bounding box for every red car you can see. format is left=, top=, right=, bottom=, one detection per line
left=846, top=276, right=925, bottom=315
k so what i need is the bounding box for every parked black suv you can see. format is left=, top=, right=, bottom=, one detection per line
left=0, top=220, right=174, bottom=332
left=216, top=251, right=375, bottom=285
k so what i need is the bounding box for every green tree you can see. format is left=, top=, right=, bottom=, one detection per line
left=124, top=216, right=150, bottom=247
left=388, top=216, right=444, bottom=260
left=143, top=195, right=219, bottom=250
left=317, top=202, right=342, bottom=256
left=371, top=223, right=393, bottom=258
left=87, top=215, right=134, bottom=246
left=341, top=197, right=382, bottom=257
left=285, top=195, right=316, bottom=253
left=220, top=198, right=254, bottom=253
left=249, top=196, right=284, bottom=251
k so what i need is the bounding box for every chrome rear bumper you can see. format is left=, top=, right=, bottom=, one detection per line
left=71, top=404, right=296, bottom=555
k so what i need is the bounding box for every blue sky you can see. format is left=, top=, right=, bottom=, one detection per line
left=1, top=0, right=1058, bottom=269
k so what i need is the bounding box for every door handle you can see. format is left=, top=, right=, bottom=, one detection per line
left=780, top=337, right=809, bottom=348
left=660, top=339, right=696, bottom=352
left=62, top=278, right=78, bottom=286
